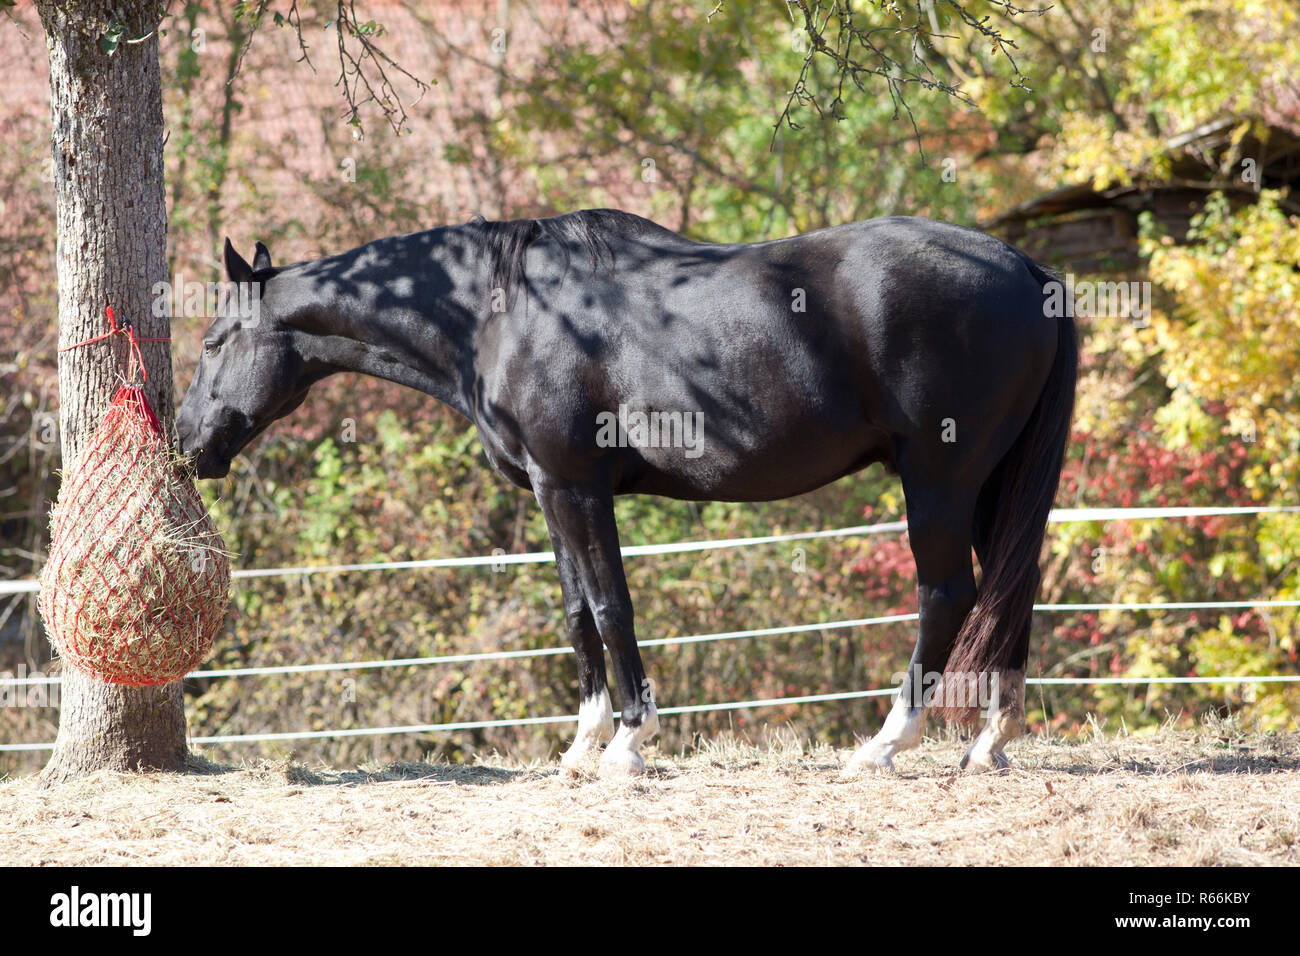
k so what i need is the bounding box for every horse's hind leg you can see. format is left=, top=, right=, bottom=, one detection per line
left=532, top=475, right=658, bottom=776
left=959, top=488, right=1030, bottom=772
left=959, top=668, right=1025, bottom=772
left=847, top=482, right=977, bottom=774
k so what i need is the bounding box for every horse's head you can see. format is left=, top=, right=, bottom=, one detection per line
left=176, top=239, right=315, bottom=479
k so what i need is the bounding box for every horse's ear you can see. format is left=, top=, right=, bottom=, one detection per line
left=224, top=238, right=253, bottom=284
left=253, top=241, right=272, bottom=272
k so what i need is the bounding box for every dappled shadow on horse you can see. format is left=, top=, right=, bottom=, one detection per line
left=176, top=208, right=1076, bottom=778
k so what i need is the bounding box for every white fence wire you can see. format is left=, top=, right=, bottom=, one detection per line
left=2, top=505, right=1297, bottom=753
left=2, top=504, right=1296, bottom=597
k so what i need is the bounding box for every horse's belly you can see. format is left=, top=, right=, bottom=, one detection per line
left=615, top=418, right=892, bottom=501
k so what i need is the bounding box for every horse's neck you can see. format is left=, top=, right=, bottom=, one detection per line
left=304, top=226, right=485, bottom=421
left=330, top=332, right=474, bottom=420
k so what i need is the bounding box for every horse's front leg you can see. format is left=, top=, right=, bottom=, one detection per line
left=533, top=476, right=658, bottom=777
left=552, top=545, right=614, bottom=771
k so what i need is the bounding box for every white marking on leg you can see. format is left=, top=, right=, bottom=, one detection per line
left=599, top=703, right=659, bottom=777
left=960, top=669, right=1026, bottom=773
left=560, top=688, right=615, bottom=771
left=846, top=693, right=927, bottom=775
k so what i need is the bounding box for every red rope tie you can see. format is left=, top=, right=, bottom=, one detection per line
left=59, top=305, right=170, bottom=383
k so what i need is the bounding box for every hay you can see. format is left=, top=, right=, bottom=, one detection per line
left=38, top=386, right=230, bottom=685
left=1, top=726, right=1297, bottom=866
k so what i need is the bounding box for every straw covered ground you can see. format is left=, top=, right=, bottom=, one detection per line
left=3, top=722, right=1298, bottom=866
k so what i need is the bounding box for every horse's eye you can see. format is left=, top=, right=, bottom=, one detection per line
left=203, top=341, right=220, bottom=356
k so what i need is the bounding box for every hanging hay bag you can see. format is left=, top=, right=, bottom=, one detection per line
left=39, top=384, right=231, bottom=685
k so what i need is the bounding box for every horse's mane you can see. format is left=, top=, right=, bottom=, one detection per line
left=470, top=208, right=674, bottom=299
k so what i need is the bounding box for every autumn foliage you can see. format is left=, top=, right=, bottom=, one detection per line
left=1, top=0, right=1297, bottom=769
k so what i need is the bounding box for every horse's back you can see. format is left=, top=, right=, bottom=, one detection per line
left=587, top=214, right=1058, bottom=411
left=488, top=214, right=1058, bottom=500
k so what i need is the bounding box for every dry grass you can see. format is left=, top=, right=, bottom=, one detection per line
left=3, top=722, right=1298, bottom=866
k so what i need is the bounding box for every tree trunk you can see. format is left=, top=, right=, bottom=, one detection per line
left=35, top=0, right=187, bottom=785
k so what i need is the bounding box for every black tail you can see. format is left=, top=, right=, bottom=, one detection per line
left=937, top=259, right=1078, bottom=722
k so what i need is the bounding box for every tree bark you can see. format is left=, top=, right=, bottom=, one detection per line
left=35, top=0, right=187, bottom=785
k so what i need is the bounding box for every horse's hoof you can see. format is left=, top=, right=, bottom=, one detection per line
left=843, top=761, right=895, bottom=779
left=844, top=748, right=896, bottom=777
left=598, top=746, right=646, bottom=778
left=560, top=735, right=603, bottom=770
left=560, top=747, right=595, bottom=775
left=959, top=746, right=1011, bottom=773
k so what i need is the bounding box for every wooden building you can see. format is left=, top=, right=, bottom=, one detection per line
left=983, top=116, right=1300, bottom=273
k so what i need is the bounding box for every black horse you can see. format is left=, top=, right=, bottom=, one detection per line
left=177, top=209, right=1077, bottom=776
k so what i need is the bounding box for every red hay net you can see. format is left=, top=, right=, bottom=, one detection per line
left=38, top=309, right=231, bottom=686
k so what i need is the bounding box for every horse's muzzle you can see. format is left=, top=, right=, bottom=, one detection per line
left=191, top=449, right=233, bottom=480
left=176, top=422, right=232, bottom=480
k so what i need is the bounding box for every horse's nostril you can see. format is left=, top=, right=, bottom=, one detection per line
left=176, top=426, right=195, bottom=459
